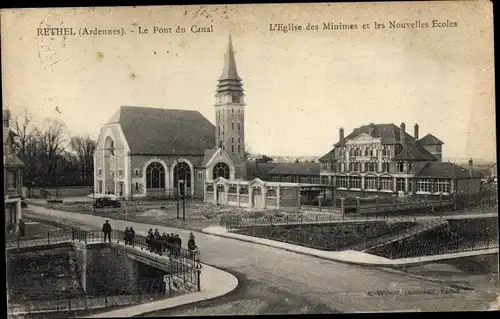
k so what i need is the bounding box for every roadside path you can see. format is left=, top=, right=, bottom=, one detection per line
left=24, top=205, right=497, bottom=314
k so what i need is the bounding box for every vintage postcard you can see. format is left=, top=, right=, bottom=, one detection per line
left=2, top=1, right=498, bottom=316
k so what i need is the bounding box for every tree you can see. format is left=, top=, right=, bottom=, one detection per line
left=12, top=109, right=39, bottom=186
left=295, top=158, right=300, bottom=163
left=256, top=155, right=274, bottom=163
left=70, top=135, right=97, bottom=185
left=36, top=119, right=69, bottom=186
left=244, top=144, right=252, bottom=160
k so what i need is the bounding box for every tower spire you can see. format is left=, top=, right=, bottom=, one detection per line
left=219, top=34, right=241, bottom=81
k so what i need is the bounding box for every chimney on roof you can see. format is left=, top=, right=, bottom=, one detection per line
left=339, top=127, right=344, bottom=144
left=368, top=123, right=375, bottom=136
left=414, top=123, right=419, bottom=140
left=400, top=122, right=406, bottom=145
left=468, top=158, right=473, bottom=177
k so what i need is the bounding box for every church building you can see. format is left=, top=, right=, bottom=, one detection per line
left=93, top=36, right=247, bottom=199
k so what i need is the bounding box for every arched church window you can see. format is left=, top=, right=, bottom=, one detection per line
left=174, top=162, right=191, bottom=188
left=213, top=162, right=230, bottom=180
left=146, top=162, right=165, bottom=189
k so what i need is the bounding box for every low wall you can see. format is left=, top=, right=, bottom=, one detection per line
left=28, top=186, right=91, bottom=198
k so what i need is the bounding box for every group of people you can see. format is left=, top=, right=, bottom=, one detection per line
left=101, top=221, right=199, bottom=262
left=146, top=229, right=193, bottom=257
left=124, top=226, right=136, bottom=245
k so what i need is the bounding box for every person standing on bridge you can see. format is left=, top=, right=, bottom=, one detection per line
left=102, top=220, right=112, bottom=242
left=129, top=227, right=136, bottom=246
left=18, top=219, right=26, bottom=238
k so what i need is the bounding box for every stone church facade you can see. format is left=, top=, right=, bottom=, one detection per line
left=94, top=36, right=247, bottom=199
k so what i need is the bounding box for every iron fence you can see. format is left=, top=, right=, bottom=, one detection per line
left=5, top=230, right=73, bottom=250
left=367, top=236, right=499, bottom=259
left=234, top=219, right=435, bottom=252
left=7, top=277, right=167, bottom=319
left=219, top=211, right=425, bottom=230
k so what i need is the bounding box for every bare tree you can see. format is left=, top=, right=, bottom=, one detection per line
left=36, top=118, right=69, bottom=186
left=11, top=108, right=37, bottom=160
left=11, top=109, right=40, bottom=185
left=70, top=135, right=96, bottom=185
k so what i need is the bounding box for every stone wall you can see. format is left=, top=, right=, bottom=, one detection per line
left=73, top=243, right=139, bottom=295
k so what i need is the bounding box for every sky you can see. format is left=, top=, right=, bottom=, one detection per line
left=1, top=2, right=496, bottom=161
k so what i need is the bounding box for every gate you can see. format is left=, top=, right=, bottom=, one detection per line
left=216, top=185, right=225, bottom=205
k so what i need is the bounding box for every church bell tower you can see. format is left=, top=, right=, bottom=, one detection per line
left=215, top=35, right=247, bottom=178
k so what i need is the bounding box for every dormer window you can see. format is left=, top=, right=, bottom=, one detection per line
left=397, top=162, right=404, bottom=173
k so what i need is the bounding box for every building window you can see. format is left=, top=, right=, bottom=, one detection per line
left=382, top=162, right=389, bottom=172
left=268, top=189, right=277, bottom=197
left=272, top=176, right=280, bottom=182
left=312, top=176, right=320, bottom=184
left=340, top=162, right=345, bottom=172
left=134, top=169, right=139, bottom=176
left=365, top=177, right=377, bottom=190
left=321, top=176, right=329, bottom=184
left=397, top=162, right=404, bottom=173
left=98, top=181, right=103, bottom=193
left=118, top=169, right=123, bottom=178
left=366, top=162, right=377, bottom=172
left=228, top=186, right=237, bottom=193
left=238, top=144, right=241, bottom=153
left=382, top=147, right=389, bottom=156
left=110, top=171, right=115, bottom=179
left=146, top=162, right=165, bottom=189
left=396, top=178, right=405, bottom=192
left=240, top=186, right=248, bottom=195
left=237, top=123, right=241, bottom=131
left=417, top=179, right=432, bottom=193
left=218, top=126, right=221, bottom=136
left=436, top=179, right=450, bottom=193
left=232, top=122, right=234, bottom=130
left=197, top=172, right=204, bottom=181
left=380, top=177, right=393, bottom=191
left=98, top=168, right=102, bottom=176
left=232, top=109, right=234, bottom=114
left=408, top=163, right=413, bottom=172
left=213, top=162, right=230, bottom=179
left=354, top=162, right=361, bottom=172
left=7, top=171, right=17, bottom=189
left=232, top=95, right=240, bottom=103
left=349, top=176, right=361, bottom=189
left=174, top=162, right=192, bottom=188
left=135, top=183, right=139, bottom=191
left=338, top=176, right=349, bottom=188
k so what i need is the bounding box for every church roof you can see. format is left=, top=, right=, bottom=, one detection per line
left=113, top=106, right=215, bottom=155
left=217, top=36, right=244, bottom=94
left=219, top=35, right=241, bottom=81
left=417, top=133, right=444, bottom=145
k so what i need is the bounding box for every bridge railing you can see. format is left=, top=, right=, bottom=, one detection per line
left=5, top=230, right=73, bottom=250
left=72, top=229, right=202, bottom=272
